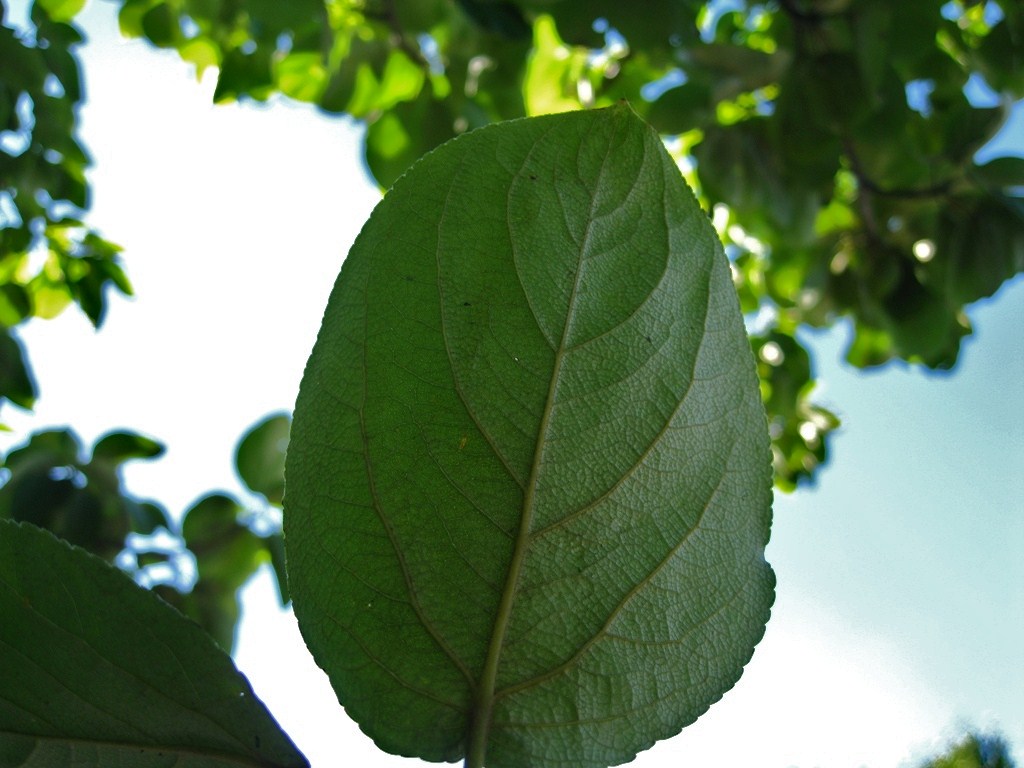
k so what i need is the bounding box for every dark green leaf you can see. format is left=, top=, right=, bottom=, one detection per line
left=285, top=104, right=774, bottom=767
left=182, top=494, right=265, bottom=587
left=0, top=519, right=308, bottom=767
left=940, top=99, right=1007, bottom=164
left=774, top=58, right=843, bottom=188
left=364, top=83, right=458, bottom=189
left=0, top=284, right=32, bottom=326
left=117, top=0, right=158, bottom=38
left=2, top=429, right=81, bottom=470
left=140, top=2, right=180, bottom=48
left=91, top=429, right=165, bottom=465
left=154, top=578, right=244, bottom=657
left=391, top=0, right=449, bottom=34
left=887, top=0, right=944, bottom=72
left=0, top=430, right=84, bottom=531
left=0, top=464, right=77, bottom=528
left=852, top=3, right=892, bottom=94
left=39, top=43, right=82, bottom=103
left=844, top=321, right=896, bottom=368
left=0, top=454, right=126, bottom=559
left=886, top=295, right=968, bottom=369
left=935, top=194, right=1024, bottom=305
left=973, top=157, right=1024, bottom=194
left=0, top=329, right=37, bottom=411
left=214, top=48, right=274, bottom=102
left=235, top=412, right=290, bottom=505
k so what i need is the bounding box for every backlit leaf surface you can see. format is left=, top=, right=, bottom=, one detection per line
left=285, top=103, right=774, bottom=768
left=0, top=519, right=307, bottom=768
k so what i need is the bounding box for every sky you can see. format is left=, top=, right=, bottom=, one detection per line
left=2, top=1, right=1023, bottom=767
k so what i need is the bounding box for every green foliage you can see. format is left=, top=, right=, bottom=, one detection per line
left=0, top=1, right=131, bottom=415
left=90, top=0, right=1023, bottom=490
left=0, top=518, right=308, bottom=768
left=285, top=104, right=773, bottom=767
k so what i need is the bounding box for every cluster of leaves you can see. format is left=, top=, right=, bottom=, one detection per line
left=3, top=0, right=1021, bottom=503
left=102, top=0, right=1024, bottom=489
left=0, top=412, right=292, bottom=651
left=1, top=0, right=130, bottom=414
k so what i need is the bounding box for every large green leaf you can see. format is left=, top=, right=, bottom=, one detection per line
left=0, top=519, right=307, bottom=768
left=285, top=104, right=774, bottom=767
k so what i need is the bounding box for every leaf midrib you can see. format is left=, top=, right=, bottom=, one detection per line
left=464, top=126, right=620, bottom=768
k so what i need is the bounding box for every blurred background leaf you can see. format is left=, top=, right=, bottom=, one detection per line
left=235, top=411, right=290, bottom=507
left=1, top=3, right=131, bottom=421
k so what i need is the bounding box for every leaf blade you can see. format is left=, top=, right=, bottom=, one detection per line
left=285, top=103, right=773, bottom=767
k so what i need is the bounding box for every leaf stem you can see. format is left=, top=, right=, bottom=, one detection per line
left=464, top=706, right=491, bottom=768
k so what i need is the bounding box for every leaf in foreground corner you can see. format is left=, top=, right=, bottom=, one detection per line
left=285, top=103, right=774, bottom=768
left=0, top=519, right=307, bottom=768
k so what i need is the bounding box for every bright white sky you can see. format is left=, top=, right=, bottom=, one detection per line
left=3, top=1, right=1023, bottom=766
